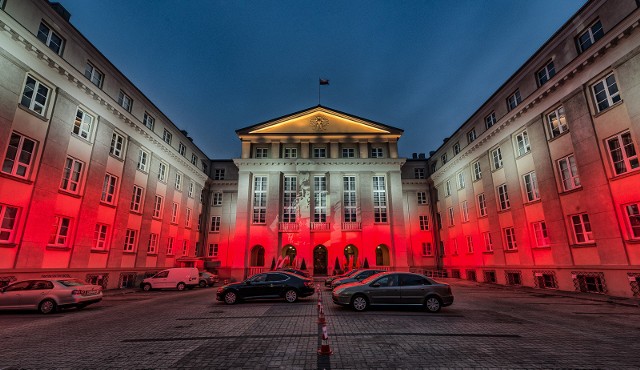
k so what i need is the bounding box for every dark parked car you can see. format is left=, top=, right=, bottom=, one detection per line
left=199, top=272, right=219, bottom=288
left=0, top=279, right=102, bottom=314
left=277, top=268, right=310, bottom=278
left=217, top=271, right=315, bottom=304
left=332, top=272, right=453, bottom=312
left=324, top=269, right=359, bottom=287
left=331, top=269, right=385, bottom=289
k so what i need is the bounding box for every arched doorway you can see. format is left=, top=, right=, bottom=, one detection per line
left=376, top=244, right=390, bottom=266
left=250, top=245, right=265, bottom=266
left=344, top=244, right=358, bottom=269
left=282, top=245, right=297, bottom=267
left=313, top=245, right=328, bottom=275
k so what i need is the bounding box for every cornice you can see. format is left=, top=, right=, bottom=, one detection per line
left=0, top=15, right=209, bottom=184
left=431, top=13, right=640, bottom=182
left=233, top=158, right=407, bottom=167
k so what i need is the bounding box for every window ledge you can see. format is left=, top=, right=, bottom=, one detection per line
left=166, top=254, right=175, bottom=257
left=504, top=249, right=519, bottom=253
left=108, top=153, right=125, bottom=162
left=559, top=186, right=583, bottom=196
left=625, top=239, right=640, bottom=244
left=152, top=217, right=163, bottom=221
left=136, top=169, right=149, bottom=175
left=524, top=199, right=542, bottom=206
left=0, top=172, right=34, bottom=184
left=130, top=210, right=143, bottom=216
left=71, top=133, right=93, bottom=145
left=59, top=189, right=82, bottom=198
left=477, top=215, right=488, bottom=219
left=593, top=99, right=623, bottom=118
left=17, top=104, right=49, bottom=122
left=514, top=151, right=531, bottom=160
left=547, top=130, right=570, bottom=143
left=497, top=209, right=511, bottom=214
left=0, top=243, right=17, bottom=248
left=570, top=243, right=597, bottom=248
left=532, top=245, right=552, bottom=249
left=466, top=252, right=475, bottom=255
left=482, top=251, right=494, bottom=254
left=147, top=253, right=158, bottom=256
left=90, top=249, right=108, bottom=254
left=609, top=169, right=640, bottom=182
left=209, top=231, right=220, bottom=233
left=46, top=245, right=70, bottom=251
left=123, top=251, right=136, bottom=255
left=421, top=255, right=434, bottom=258
left=100, top=202, right=117, bottom=209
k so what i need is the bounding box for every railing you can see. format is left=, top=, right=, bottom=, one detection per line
left=341, top=222, right=362, bottom=231
left=310, top=222, right=330, bottom=231
left=246, top=267, right=266, bottom=278
left=423, top=269, right=448, bottom=278
left=278, top=222, right=299, bottom=232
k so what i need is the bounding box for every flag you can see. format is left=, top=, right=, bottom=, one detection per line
left=319, top=79, right=329, bottom=85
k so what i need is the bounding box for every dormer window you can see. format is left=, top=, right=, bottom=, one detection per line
left=507, top=90, right=522, bottom=111
left=37, top=22, right=64, bottom=55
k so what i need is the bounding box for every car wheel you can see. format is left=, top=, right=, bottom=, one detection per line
left=284, top=289, right=298, bottom=303
left=177, top=282, right=186, bottom=291
left=199, top=280, right=207, bottom=288
left=142, top=283, right=152, bottom=292
left=351, top=295, right=368, bottom=312
left=425, top=296, right=442, bottom=313
left=224, top=291, right=237, bottom=304
left=39, top=299, right=56, bottom=314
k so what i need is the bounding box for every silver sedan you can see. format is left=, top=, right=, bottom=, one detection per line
left=0, top=279, right=103, bottom=314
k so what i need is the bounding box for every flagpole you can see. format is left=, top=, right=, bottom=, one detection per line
left=318, top=80, right=321, bottom=105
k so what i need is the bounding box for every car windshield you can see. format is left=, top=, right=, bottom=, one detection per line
left=57, top=279, right=86, bottom=287
left=361, top=273, right=387, bottom=285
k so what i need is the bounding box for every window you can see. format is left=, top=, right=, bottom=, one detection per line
left=571, top=213, right=594, bottom=244
left=477, top=193, right=487, bottom=217
left=130, top=185, right=144, bottom=213
left=466, top=236, right=473, bottom=253
left=414, top=168, right=425, bottom=179
left=3, top=132, right=36, bottom=179
left=371, top=147, right=383, bottom=158
left=214, top=169, right=225, bottom=180
left=558, top=154, right=581, bottom=191
left=185, top=208, right=192, bottom=228
left=282, top=176, right=297, bottom=223
left=137, top=149, right=149, bottom=172
left=178, top=142, right=186, bottom=157
left=419, top=215, right=429, bottom=231
left=73, top=108, right=93, bottom=140
left=153, top=195, right=164, bottom=219
left=547, top=106, right=568, bottom=138
left=507, top=90, right=522, bottom=111
left=532, top=221, right=550, bottom=247
left=117, top=90, right=132, bottom=112
left=162, top=129, right=172, bottom=145
left=191, top=154, right=198, bottom=166
left=314, top=176, right=327, bottom=222
left=453, top=239, right=459, bottom=255
left=417, top=192, right=428, bottom=205
left=491, top=148, right=503, bottom=170
left=483, top=232, right=493, bottom=251
left=253, top=176, right=267, bottom=224
left=342, top=148, right=355, bottom=158
left=59, top=157, right=83, bottom=194
left=171, top=202, right=179, bottom=224
left=497, top=184, right=510, bottom=211
left=188, top=182, right=195, bottom=198
left=441, top=153, right=447, bottom=164
left=0, top=204, right=19, bottom=242
left=624, top=203, right=640, bottom=239
left=445, top=180, right=451, bottom=197
left=255, top=147, right=268, bottom=158
left=537, top=61, right=555, bottom=86
left=101, top=173, right=118, bottom=204
left=313, top=147, right=327, bottom=158
left=148, top=233, right=158, bottom=254
left=467, top=129, right=477, bottom=143
left=110, top=131, right=125, bottom=159
left=212, top=192, right=223, bottom=206
left=523, top=171, right=540, bottom=202
left=606, top=131, right=638, bottom=175
left=453, top=142, right=461, bottom=155
left=20, top=76, right=50, bottom=115
left=592, top=73, right=621, bottom=112
left=577, top=20, right=604, bottom=52
left=515, top=131, right=530, bottom=156
left=158, top=162, right=167, bottom=182
left=210, top=216, right=221, bottom=232
left=175, top=172, right=182, bottom=191
left=430, top=162, right=437, bottom=174
left=372, top=176, right=387, bottom=223
left=182, top=240, right=188, bottom=256
left=575, top=273, right=605, bottom=294
left=448, top=207, right=454, bottom=227
left=472, top=161, right=482, bottom=181
left=36, top=22, right=64, bottom=54
left=92, top=222, right=109, bottom=249
left=201, top=161, right=208, bottom=173
left=506, top=272, right=521, bottom=286
left=166, top=237, right=174, bottom=255
left=124, top=229, right=137, bottom=252
left=343, top=176, right=357, bottom=222
left=84, top=62, right=103, bottom=88
left=283, top=147, right=297, bottom=158
left=422, top=242, right=432, bottom=256
left=208, top=243, right=219, bottom=257
left=457, top=171, right=465, bottom=189
left=504, top=227, right=517, bottom=250
left=485, top=112, right=497, bottom=128
left=460, top=201, right=469, bottom=222
left=143, top=112, right=155, bottom=130
left=48, top=216, right=71, bottom=246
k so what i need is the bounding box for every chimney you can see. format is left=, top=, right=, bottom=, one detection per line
left=418, top=153, right=425, bottom=159
left=49, top=2, right=71, bottom=22
left=429, top=151, right=435, bottom=156
left=412, top=153, right=418, bottom=159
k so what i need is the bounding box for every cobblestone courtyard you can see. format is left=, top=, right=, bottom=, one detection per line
left=1, top=279, right=640, bottom=369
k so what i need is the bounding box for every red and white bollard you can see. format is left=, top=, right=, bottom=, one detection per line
left=318, top=303, right=326, bottom=324
left=317, top=323, right=333, bottom=355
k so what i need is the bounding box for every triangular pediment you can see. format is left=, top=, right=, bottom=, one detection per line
left=236, top=106, right=403, bottom=136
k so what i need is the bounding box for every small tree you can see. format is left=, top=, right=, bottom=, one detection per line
left=363, top=257, right=369, bottom=268
left=300, top=258, right=307, bottom=270
left=270, top=257, right=276, bottom=271
left=334, top=256, right=341, bottom=274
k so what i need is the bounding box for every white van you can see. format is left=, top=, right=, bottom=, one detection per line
left=141, top=268, right=199, bottom=291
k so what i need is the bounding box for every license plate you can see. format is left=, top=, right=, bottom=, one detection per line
left=84, top=290, right=98, bottom=296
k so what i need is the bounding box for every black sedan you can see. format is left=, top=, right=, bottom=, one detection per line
left=216, top=272, right=315, bottom=304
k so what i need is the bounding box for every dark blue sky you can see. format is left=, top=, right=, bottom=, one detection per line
left=60, top=0, right=586, bottom=159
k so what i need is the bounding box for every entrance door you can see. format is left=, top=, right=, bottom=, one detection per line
left=313, top=245, right=328, bottom=275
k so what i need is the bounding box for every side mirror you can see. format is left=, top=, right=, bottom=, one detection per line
left=371, top=283, right=380, bottom=288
